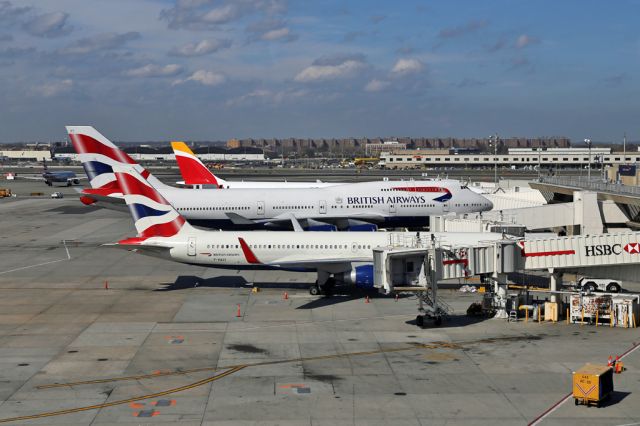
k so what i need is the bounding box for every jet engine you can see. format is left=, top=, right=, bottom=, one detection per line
left=338, top=264, right=374, bottom=288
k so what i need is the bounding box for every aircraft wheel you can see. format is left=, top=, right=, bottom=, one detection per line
left=434, top=316, right=443, bottom=326
left=416, top=315, right=424, bottom=327
left=309, top=285, right=321, bottom=296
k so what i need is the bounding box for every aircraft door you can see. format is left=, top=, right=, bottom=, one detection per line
left=443, top=203, right=449, bottom=213
left=319, top=200, right=327, bottom=214
left=389, top=203, right=396, bottom=214
left=187, top=237, right=196, bottom=256
left=257, top=201, right=265, bottom=216
left=351, top=242, right=358, bottom=252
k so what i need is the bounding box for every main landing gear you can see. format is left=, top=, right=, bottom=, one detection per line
left=309, top=278, right=336, bottom=296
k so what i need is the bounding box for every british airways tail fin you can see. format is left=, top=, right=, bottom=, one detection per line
left=112, top=165, right=194, bottom=239
left=171, top=141, right=224, bottom=187
left=65, top=126, right=171, bottom=192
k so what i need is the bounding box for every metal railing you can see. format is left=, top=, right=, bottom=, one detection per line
left=538, top=176, right=640, bottom=197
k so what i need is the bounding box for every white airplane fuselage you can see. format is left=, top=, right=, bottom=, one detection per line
left=136, top=229, right=503, bottom=272
left=150, top=178, right=492, bottom=229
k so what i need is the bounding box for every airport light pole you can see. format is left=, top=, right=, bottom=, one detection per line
left=489, top=134, right=499, bottom=188
left=585, top=138, right=592, bottom=180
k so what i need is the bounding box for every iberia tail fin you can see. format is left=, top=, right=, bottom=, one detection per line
left=171, top=141, right=224, bottom=187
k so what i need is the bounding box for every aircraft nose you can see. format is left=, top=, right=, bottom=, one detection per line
left=481, top=195, right=493, bottom=211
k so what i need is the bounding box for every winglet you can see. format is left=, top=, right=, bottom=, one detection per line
left=238, top=238, right=261, bottom=264
left=171, top=141, right=220, bottom=186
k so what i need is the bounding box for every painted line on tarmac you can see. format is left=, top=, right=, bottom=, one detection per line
left=0, top=366, right=244, bottom=424
left=38, top=342, right=457, bottom=389
left=0, top=240, right=71, bottom=275
left=528, top=341, right=640, bottom=426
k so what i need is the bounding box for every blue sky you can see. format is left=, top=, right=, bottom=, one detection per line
left=0, top=0, right=638, bottom=142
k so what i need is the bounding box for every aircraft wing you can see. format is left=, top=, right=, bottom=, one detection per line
left=16, top=175, right=45, bottom=181
left=257, top=212, right=387, bottom=224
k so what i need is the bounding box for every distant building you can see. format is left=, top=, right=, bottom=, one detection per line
left=365, top=141, right=407, bottom=156
left=509, top=147, right=611, bottom=155
left=0, top=149, right=51, bottom=161
left=54, top=144, right=264, bottom=162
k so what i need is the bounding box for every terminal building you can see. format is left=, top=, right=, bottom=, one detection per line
left=379, top=146, right=636, bottom=169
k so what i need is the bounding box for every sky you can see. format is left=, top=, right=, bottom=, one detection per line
left=0, top=0, right=638, bottom=143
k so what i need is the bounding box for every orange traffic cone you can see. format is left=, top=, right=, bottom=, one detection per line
left=283, top=291, right=289, bottom=300
left=607, top=356, right=613, bottom=367
left=365, top=295, right=370, bottom=304
left=236, top=304, right=242, bottom=318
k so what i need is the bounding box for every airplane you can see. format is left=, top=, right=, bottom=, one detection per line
left=171, top=141, right=340, bottom=189
left=110, top=165, right=507, bottom=295
left=18, top=160, right=82, bottom=186
left=67, top=126, right=493, bottom=231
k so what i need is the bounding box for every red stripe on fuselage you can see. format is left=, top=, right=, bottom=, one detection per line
left=238, top=238, right=261, bottom=264
left=69, top=134, right=137, bottom=165
left=392, top=186, right=450, bottom=193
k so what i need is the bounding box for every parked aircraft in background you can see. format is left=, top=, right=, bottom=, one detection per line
left=171, top=141, right=339, bottom=189
left=66, top=126, right=493, bottom=231
left=110, top=165, right=505, bottom=295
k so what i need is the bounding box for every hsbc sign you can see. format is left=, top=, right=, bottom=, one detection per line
left=584, top=243, right=640, bottom=257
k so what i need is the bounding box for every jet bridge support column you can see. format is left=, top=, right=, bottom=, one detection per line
left=549, top=268, right=562, bottom=303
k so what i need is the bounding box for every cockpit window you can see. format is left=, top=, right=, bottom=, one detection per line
left=461, top=186, right=468, bottom=189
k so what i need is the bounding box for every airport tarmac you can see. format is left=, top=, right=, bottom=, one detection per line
left=0, top=180, right=639, bottom=425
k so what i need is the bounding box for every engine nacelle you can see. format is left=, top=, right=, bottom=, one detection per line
left=307, top=224, right=338, bottom=232
left=79, top=195, right=97, bottom=205
left=339, top=264, right=374, bottom=288
left=347, top=223, right=378, bottom=232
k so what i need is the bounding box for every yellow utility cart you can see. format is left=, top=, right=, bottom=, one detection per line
left=573, top=363, right=614, bottom=407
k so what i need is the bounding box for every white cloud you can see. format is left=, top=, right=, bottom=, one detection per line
left=515, top=34, right=538, bottom=49
left=33, top=79, right=73, bottom=97
left=125, top=64, right=183, bottom=78
left=226, top=88, right=306, bottom=106
left=295, top=55, right=367, bottom=83
left=364, top=79, right=390, bottom=92
left=261, top=27, right=291, bottom=41
left=169, top=38, right=231, bottom=57
left=173, top=70, right=225, bottom=86
left=61, top=32, right=140, bottom=55
left=160, top=0, right=287, bottom=31
left=246, top=18, right=297, bottom=43
left=391, top=58, right=424, bottom=75
left=23, top=11, right=72, bottom=38
left=201, top=4, right=238, bottom=23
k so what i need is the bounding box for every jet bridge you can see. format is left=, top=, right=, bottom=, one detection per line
left=373, top=231, right=640, bottom=324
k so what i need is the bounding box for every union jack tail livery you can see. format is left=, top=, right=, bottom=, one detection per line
left=65, top=126, right=170, bottom=200
left=112, top=165, right=191, bottom=239
left=171, top=141, right=221, bottom=186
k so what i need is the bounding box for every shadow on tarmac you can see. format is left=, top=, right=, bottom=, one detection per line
left=599, top=391, right=631, bottom=407
left=405, top=314, right=491, bottom=329
left=155, top=275, right=312, bottom=291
